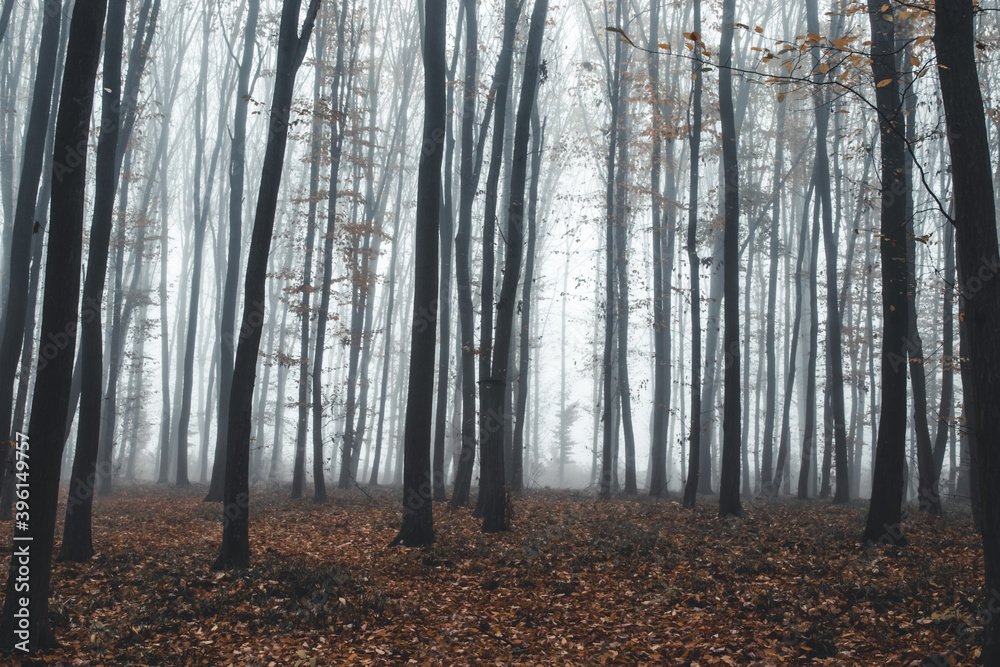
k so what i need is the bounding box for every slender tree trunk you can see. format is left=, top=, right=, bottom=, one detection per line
left=599, top=0, right=623, bottom=500
left=0, top=0, right=108, bottom=649
left=449, top=0, right=480, bottom=507
left=682, top=0, right=703, bottom=509
left=390, top=0, right=446, bottom=547
left=0, top=0, right=61, bottom=462
left=798, top=191, right=821, bottom=499
left=475, top=0, right=523, bottom=517
left=207, top=0, right=260, bottom=503
left=863, top=0, right=909, bottom=546
left=479, top=0, right=547, bottom=531
left=59, top=0, right=127, bottom=561
left=511, top=110, right=543, bottom=493
left=213, top=0, right=320, bottom=570
left=717, top=0, right=742, bottom=518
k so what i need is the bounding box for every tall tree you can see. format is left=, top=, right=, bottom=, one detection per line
left=389, top=0, right=446, bottom=547
left=0, top=0, right=109, bottom=649
left=479, top=0, right=548, bottom=531
left=58, top=0, right=127, bottom=561
left=862, top=0, right=909, bottom=546
left=207, top=0, right=261, bottom=503
left=716, top=0, right=742, bottom=518
left=806, top=0, right=850, bottom=503
left=0, top=0, right=62, bottom=516
left=291, top=15, right=325, bottom=500
left=476, top=0, right=523, bottom=518
left=647, top=0, right=669, bottom=499
left=448, top=0, right=480, bottom=507
left=213, top=0, right=320, bottom=570
left=599, top=0, right=623, bottom=500
left=511, top=109, right=543, bottom=492
left=681, top=0, right=703, bottom=509
left=0, top=0, right=62, bottom=482
left=933, top=0, right=1000, bottom=657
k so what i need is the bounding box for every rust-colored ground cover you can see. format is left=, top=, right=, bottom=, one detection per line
left=0, top=486, right=984, bottom=665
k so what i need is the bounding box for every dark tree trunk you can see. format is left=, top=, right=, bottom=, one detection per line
left=213, top=0, right=319, bottom=571
left=647, top=0, right=669, bottom=498
left=933, top=0, right=1000, bottom=657
left=293, top=22, right=323, bottom=501
left=511, top=110, right=543, bottom=493
left=899, top=38, right=938, bottom=516
left=772, top=178, right=814, bottom=496
left=681, top=0, right=703, bottom=509
left=806, top=0, right=850, bottom=503
left=206, top=0, right=260, bottom=503
left=798, top=192, right=821, bottom=499
left=389, top=0, right=446, bottom=548
left=59, top=0, right=127, bottom=562
left=432, top=12, right=464, bottom=501
left=311, top=0, right=351, bottom=502
left=863, top=0, right=909, bottom=546
left=614, top=60, right=636, bottom=496
left=0, top=0, right=62, bottom=515
left=475, top=0, right=522, bottom=517
left=449, top=0, right=480, bottom=507
left=480, top=0, right=547, bottom=531
left=0, top=0, right=108, bottom=650
left=599, top=1, right=623, bottom=501
left=717, top=0, right=742, bottom=518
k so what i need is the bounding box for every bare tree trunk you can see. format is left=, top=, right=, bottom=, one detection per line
left=479, top=0, right=547, bottom=532
left=206, top=0, right=260, bottom=502
left=934, top=0, right=1000, bottom=655
left=59, top=0, right=127, bottom=561
left=0, top=0, right=108, bottom=649
left=390, top=0, right=446, bottom=548
left=863, top=0, right=909, bottom=546
left=717, top=0, right=742, bottom=518
left=511, top=109, right=543, bottom=493
left=213, top=0, right=319, bottom=570
left=681, top=0, right=703, bottom=509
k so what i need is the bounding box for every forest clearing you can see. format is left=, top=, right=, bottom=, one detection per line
left=0, top=486, right=983, bottom=665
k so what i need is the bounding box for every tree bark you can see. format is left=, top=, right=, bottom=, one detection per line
left=480, top=0, right=547, bottom=531
left=213, top=0, right=319, bottom=570
left=933, top=0, right=1000, bottom=656
left=390, top=0, right=446, bottom=548
left=681, top=0, right=703, bottom=509
left=0, top=0, right=108, bottom=650
left=862, top=0, right=909, bottom=546
left=717, top=0, right=742, bottom=518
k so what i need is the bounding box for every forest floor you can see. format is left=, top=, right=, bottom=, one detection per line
left=0, top=484, right=985, bottom=665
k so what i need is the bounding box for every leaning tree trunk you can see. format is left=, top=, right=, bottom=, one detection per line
left=206, top=0, right=259, bottom=502
left=511, top=110, right=543, bottom=493
left=934, top=0, right=1000, bottom=657
left=59, top=0, right=127, bottom=562
left=0, top=0, right=61, bottom=465
left=0, top=0, right=108, bottom=650
left=475, top=0, right=522, bottom=517
left=806, top=0, right=850, bottom=503
left=599, top=1, right=623, bottom=501
left=213, top=0, right=319, bottom=571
